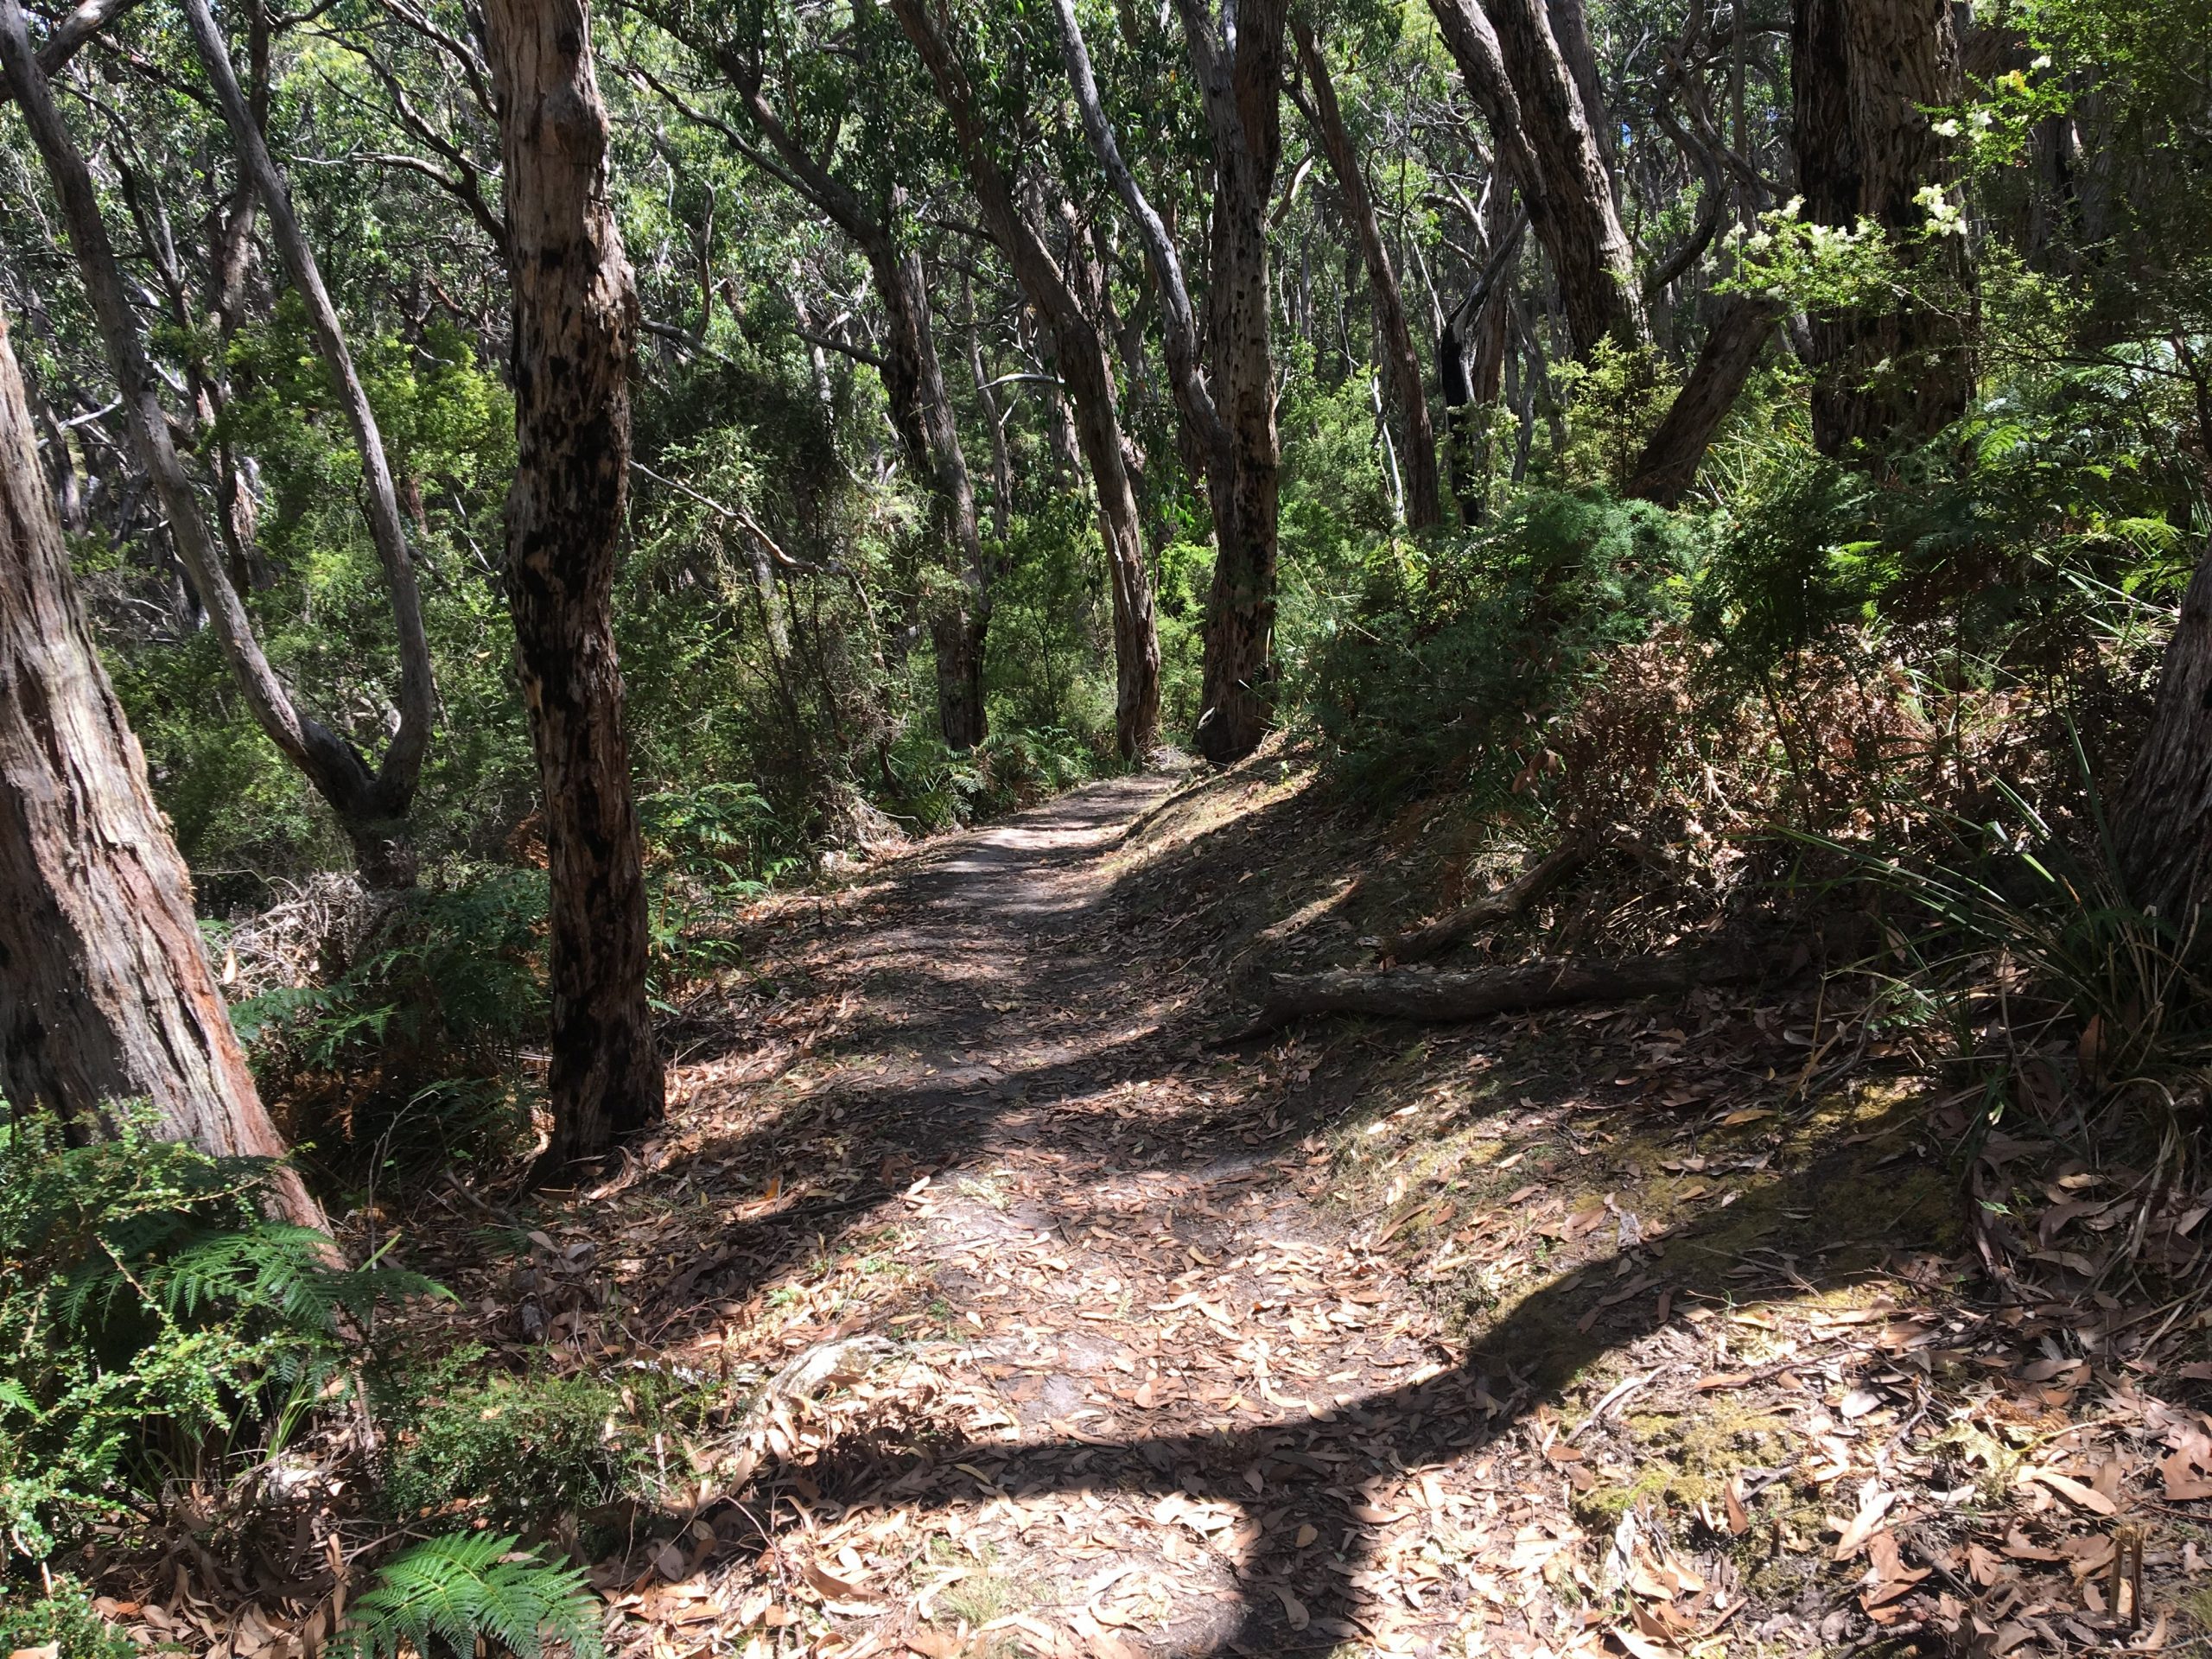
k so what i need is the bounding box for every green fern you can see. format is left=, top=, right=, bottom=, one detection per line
left=161, top=1222, right=444, bottom=1334
left=341, top=1534, right=603, bottom=1659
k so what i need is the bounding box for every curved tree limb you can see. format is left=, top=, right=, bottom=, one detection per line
left=0, top=0, right=137, bottom=106
left=0, top=0, right=414, bottom=886
left=1383, top=838, right=1592, bottom=964
left=184, top=0, right=437, bottom=881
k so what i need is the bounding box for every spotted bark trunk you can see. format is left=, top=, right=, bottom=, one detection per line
left=0, top=309, right=325, bottom=1231
left=1427, top=0, right=1644, bottom=359
left=1182, top=0, right=1290, bottom=764
left=485, top=0, right=664, bottom=1174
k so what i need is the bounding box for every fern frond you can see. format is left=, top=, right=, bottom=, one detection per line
left=160, top=1223, right=447, bottom=1334
left=341, top=1534, right=602, bottom=1659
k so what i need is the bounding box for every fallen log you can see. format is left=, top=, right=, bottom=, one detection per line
left=1226, top=941, right=1804, bottom=1039
left=1385, top=839, right=1591, bottom=963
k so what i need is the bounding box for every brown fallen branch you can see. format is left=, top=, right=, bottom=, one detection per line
left=1224, top=941, right=1805, bottom=1040
left=1385, top=839, right=1592, bottom=964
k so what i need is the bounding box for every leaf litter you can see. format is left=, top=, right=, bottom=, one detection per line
left=89, top=766, right=2212, bottom=1659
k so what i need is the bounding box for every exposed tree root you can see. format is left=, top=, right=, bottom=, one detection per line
left=1384, top=839, right=1593, bottom=963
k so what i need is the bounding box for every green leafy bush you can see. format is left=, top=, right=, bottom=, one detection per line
left=0, top=1114, right=438, bottom=1562
left=377, top=1359, right=645, bottom=1534
left=1302, top=489, right=1698, bottom=812
left=235, top=870, right=549, bottom=1173
left=0, top=1577, right=136, bottom=1659
left=341, top=1533, right=601, bottom=1659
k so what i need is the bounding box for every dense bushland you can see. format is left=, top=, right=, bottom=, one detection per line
left=3, top=0, right=2211, bottom=1647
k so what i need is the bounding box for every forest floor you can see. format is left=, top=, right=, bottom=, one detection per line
left=391, top=755, right=2209, bottom=1659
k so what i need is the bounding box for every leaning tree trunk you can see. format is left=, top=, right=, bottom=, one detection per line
left=1292, top=17, right=1440, bottom=529
left=0, top=308, right=326, bottom=1232
left=485, top=0, right=664, bottom=1174
left=1793, top=0, right=1974, bottom=460
left=887, top=0, right=1160, bottom=760
left=181, top=0, right=436, bottom=879
left=878, top=245, right=991, bottom=753
left=1625, top=296, right=1779, bottom=505
left=1427, top=0, right=1644, bottom=360
left=2114, top=542, right=2212, bottom=918
left=0, top=0, right=421, bottom=888
left=1440, top=199, right=1524, bottom=523
left=673, top=15, right=995, bottom=756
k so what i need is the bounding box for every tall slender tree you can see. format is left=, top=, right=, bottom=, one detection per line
left=0, top=0, right=432, bottom=887
left=887, top=0, right=1161, bottom=759
left=1052, top=0, right=1288, bottom=763
left=1290, top=14, right=1440, bottom=529
left=0, top=306, right=326, bottom=1232
left=180, top=0, right=437, bottom=885
left=644, top=3, right=995, bottom=752
left=483, top=0, right=664, bottom=1173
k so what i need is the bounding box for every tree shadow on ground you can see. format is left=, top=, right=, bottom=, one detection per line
left=513, top=772, right=1967, bottom=1655
left=725, top=1084, right=1959, bottom=1655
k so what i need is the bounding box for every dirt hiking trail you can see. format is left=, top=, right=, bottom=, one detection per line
left=427, top=766, right=2210, bottom=1659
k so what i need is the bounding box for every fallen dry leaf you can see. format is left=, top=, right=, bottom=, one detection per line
left=1612, top=1623, right=1680, bottom=1659
left=1833, top=1485, right=1898, bottom=1560
left=2024, top=1466, right=2118, bottom=1516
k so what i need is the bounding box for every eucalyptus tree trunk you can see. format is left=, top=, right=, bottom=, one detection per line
left=181, top=0, right=437, bottom=868
left=0, top=308, right=326, bottom=1233
left=1291, top=17, right=1439, bottom=529
left=1439, top=200, right=1522, bottom=523
left=1179, top=0, right=1291, bottom=764
left=671, top=14, right=993, bottom=752
left=2115, top=542, right=2212, bottom=918
left=0, top=0, right=137, bottom=107
left=1625, top=297, right=1779, bottom=505
left=1427, top=0, right=1644, bottom=359
left=880, top=245, right=990, bottom=753
left=889, top=0, right=1160, bottom=760
left=1792, top=0, right=1974, bottom=459
left=484, top=0, right=664, bottom=1173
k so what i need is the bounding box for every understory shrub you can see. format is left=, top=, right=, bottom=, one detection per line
left=1303, top=489, right=1697, bottom=812
left=0, top=1577, right=136, bottom=1659
left=375, top=1354, right=649, bottom=1535
left=0, top=1114, right=436, bottom=1564
left=232, top=870, right=549, bottom=1174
